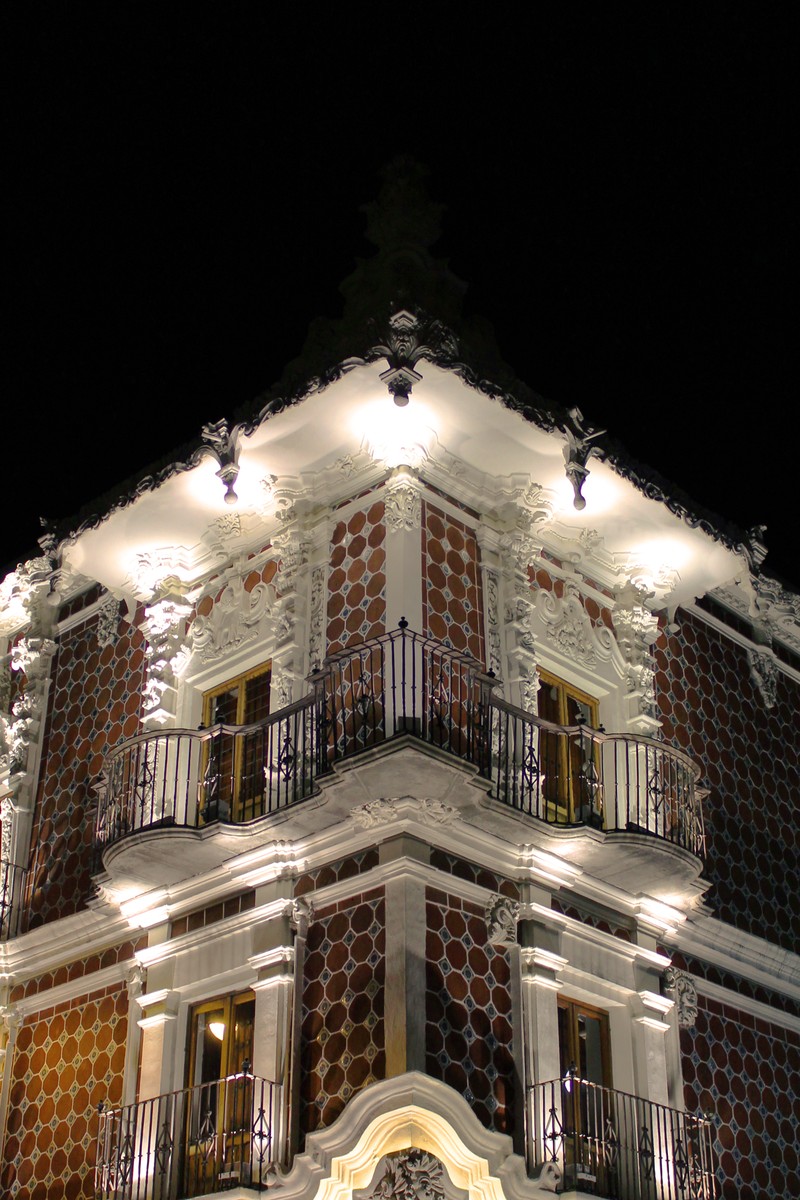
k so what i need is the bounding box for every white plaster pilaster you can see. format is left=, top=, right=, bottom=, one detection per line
left=384, top=468, right=423, bottom=634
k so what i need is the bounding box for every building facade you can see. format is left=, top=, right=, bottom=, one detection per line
left=1, top=168, right=798, bottom=1200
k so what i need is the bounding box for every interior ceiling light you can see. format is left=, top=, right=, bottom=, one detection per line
left=208, top=1021, right=226, bottom=1042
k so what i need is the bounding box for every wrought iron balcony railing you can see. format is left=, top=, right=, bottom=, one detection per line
left=528, top=1076, right=717, bottom=1199
left=0, top=860, right=27, bottom=941
left=489, top=696, right=707, bottom=857
left=95, top=694, right=318, bottom=857
left=95, top=1069, right=278, bottom=1199
left=95, top=624, right=706, bottom=861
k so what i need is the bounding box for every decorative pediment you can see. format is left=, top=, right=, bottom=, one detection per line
left=535, top=581, right=615, bottom=669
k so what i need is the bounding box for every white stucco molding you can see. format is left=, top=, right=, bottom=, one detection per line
left=275, top=1073, right=557, bottom=1200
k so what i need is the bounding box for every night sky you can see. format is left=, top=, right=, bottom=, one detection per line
left=5, top=10, right=797, bottom=587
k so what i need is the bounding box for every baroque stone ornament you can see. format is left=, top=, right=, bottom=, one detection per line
left=385, top=481, right=422, bottom=532
left=95, top=595, right=121, bottom=649
left=612, top=582, right=660, bottom=727
left=485, top=569, right=502, bottom=677
left=747, top=649, right=780, bottom=709
left=369, top=1150, right=445, bottom=1200
left=485, top=893, right=521, bottom=946
left=536, top=580, right=615, bottom=668
left=560, top=407, right=606, bottom=510
left=191, top=573, right=271, bottom=662
left=663, top=967, right=699, bottom=1028
left=201, top=418, right=241, bottom=505
left=308, top=565, right=326, bottom=672
left=351, top=796, right=459, bottom=828
left=141, top=594, right=193, bottom=724
left=289, top=896, right=314, bottom=936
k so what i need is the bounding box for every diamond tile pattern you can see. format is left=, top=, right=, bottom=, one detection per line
left=551, top=897, right=633, bottom=943
left=425, top=888, right=515, bottom=1135
left=327, top=503, right=386, bottom=654
left=25, top=610, right=147, bottom=929
left=681, top=995, right=800, bottom=1199
left=294, top=849, right=379, bottom=898
left=2, top=985, right=129, bottom=1199
left=428, top=851, right=519, bottom=900
left=422, top=504, right=484, bottom=660
left=654, top=610, right=800, bottom=951
left=300, top=889, right=386, bottom=1134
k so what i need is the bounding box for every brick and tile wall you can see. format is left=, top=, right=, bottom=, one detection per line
left=327, top=502, right=386, bottom=654
left=1, top=983, right=129, bottom=1200
left=422, top=504, right=484, bottom=662
left=655, top=610, right=800, bottom=951
left=9, top=940, right=142, bottom=1004
left=299, top=888, right=386, bottom=1135
left=681, top=994, right=800, bottom=1200
left=26, top=608, right=147, bottom=928
left=425, top=888, right=515, bottom=1135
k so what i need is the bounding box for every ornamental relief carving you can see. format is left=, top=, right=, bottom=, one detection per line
left=190, top=574, right=272, bottom=662
left=308, top=565, right=326, bottom=671
left=96, top=596, right=122, bottom=649
left=485, top=893, right=520, bottom=946
left=747, top=649, right=779, bottom=709
left=535, top=581, right=615, bottom=669
left=663, top=967, right=698, bottom=1028
left=351, top=796, right=459, bottom=828
left=385, top=483, right=422, bottom=532
left=368, top=1149, right=445, bottom=1200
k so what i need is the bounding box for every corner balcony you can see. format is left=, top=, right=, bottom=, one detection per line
left=95, top=625, right=707, bottom=894
left=96, top=1069, right=279, bottom=1199
left=528, top=1076, right=717, bottom=1198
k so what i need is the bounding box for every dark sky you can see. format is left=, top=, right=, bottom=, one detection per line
left=5, top=10, right=798, bottom=587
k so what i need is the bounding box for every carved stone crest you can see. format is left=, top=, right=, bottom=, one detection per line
left=663, top=967, right=698, bottom=1028
left=369, top=1150, right=445, bottom=1200
left=485, top=893, right=521, bottom=946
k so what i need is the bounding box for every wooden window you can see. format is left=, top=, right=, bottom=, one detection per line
left=185, top=990, right=256, bottom=1194
left=201, top=663, right=271, bottom=823
left=558, top=997, right=614, bottom=1192
left=203, top=662, right=272, bottom=728
left=537, top=672, right=602, bottom=823
left=557, top=996, right=612, bottom=1088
